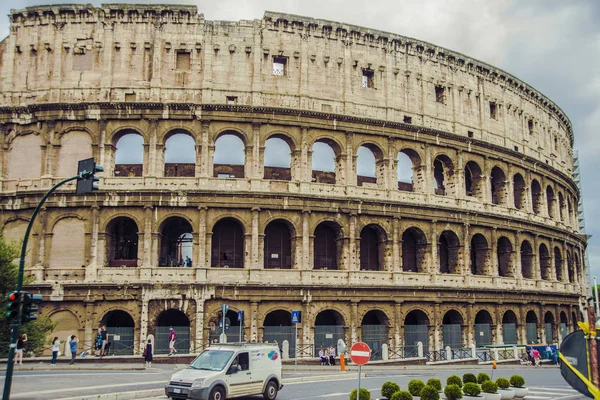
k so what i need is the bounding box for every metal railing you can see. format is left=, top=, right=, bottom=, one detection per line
left=451, top=347, right=472, bottom=359
left=426, top=350, right=446, bottom=362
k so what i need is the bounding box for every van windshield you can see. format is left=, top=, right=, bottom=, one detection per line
left=189, top=350, right=234, bottom=371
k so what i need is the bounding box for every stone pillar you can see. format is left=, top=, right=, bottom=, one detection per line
left=394, top=302, right=402, bottom=349
left=463, top=223, right=471, bottom=275
left=250, top=301, right=259, bottom=343
left=194, top=298, right=205, bottom=352
left=466, top=303, right=474, bottom=347
left=140, top=297, right=149, bottom=349
left=84, top=302, right=95, bottom=351
left=300, top=127, right=309, bottom=181
left=430, top=221, right=438, bottom=274
left=350, top=301, right=359, bottom=344
left=86, top=205, right=100, bottom=281
left=495, top=306, right=503, bottom=345
left=302, top=210, right=311, bottom=270
left=142, top=205, right=153, bottom=268
left=251, top=122, right=261, bottom=180
left=197, top=207, right=207, bottom=268
left=392, top=217, right=401, bottom=271
left=457, top=151, right=465, bottom=199
left=147, top=118, right=159, bottom=177
left=251, top=208, right=260, bottom=268
left=345, top=132, right=356, bottom=186
left=533, top=235, right=541, bottom=280
left=349, top=214, right=357, bottom=271
left=490, top=228, right=498, bottom=276
left=507, top=164, right=515, bottom=209
left=201, top=120, right=210, bottom=177
left=514, top=231, right=523, bottom=279
left=433, top=303, right=441, bottom=352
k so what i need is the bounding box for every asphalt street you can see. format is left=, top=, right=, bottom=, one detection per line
left=0, top=364, right=586, bottom=400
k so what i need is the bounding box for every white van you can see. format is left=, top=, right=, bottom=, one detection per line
left=165, top=343, right=283, bottom=400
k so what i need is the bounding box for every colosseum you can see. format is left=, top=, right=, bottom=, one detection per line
left=0, top=4, right=587, bottom=359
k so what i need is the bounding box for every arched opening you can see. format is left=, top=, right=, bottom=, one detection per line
left=263, top=310, right=294, bottom=356
left=101, top=310, right=135, bottom=355
left=7, top=134, right=42, bottom=180
left=526, top=311, right=539, bottom=344
left=474, top=310, right=493, bottom=347
left=490, top=166, right=507, bottom=205
left=464, top=161, right=483, bottom=199
left=567, top=199, right=573, bottom=226
left=572, top=311, right=578, bottom=332
left=442, top=310, right=464, bottom=349
left=356, top=145, right=378, bottom=187
left=114, top=132, right=144, bottom=177
left=513, top=173, right=526, bottom=210
left=49, top=310, right=80, bottom=354
left=361, top=310, right=389, bottom=360
left=402, top=228, right=427, bottom=273
left=106, top=217, right=139, bottom=267
left=264, top=220, right=292, bottom=269
left=56, top=131, right=93, bottom=177
left=359, top=225, right=385, bottom=271
left=314, top=310, right=345, bottom=353
left=558, top=192, right=565, bottom=222
left=567, top=251, right=574, bottom=283
left=560, top=312, right=568, bottom=339
left=520, top=240, right=534, bottom=279
left=433, top=155, right=455, bottom=196
left=439, top=230, right=460, bottom=274
left=497, top=237, right=513, bottom=277
left=155, top=309, right=190, bottom=355
left=539, top=244, right=551, bottom=280
left=404, top=310, right=430, bottom=352
left=211, top=218, right=244, bottom=268
left=48, top=218, right=85, bottom=269
left=214, top=133, right=245, bottom=178
left=544, top=311, right=555, bottom=344
left=546, top=186, right=556, bottom=218
left=531, top=180, right=542, bottom=215
left=554, top=247, right=563, bottom=282
left=575, top=254, right=581, bottom=283
left=312, top=140, right=338, bottom=184
left=159, top=217, right=193, bottom=267
left=264, top=136, right=292, bottom=181
left=398, top=149, right=423, bottom=192
left=470, top=234, right=490, bottom=275
left=164, top=132, right=195, bottom=177
left=502, top=310, right=518, bottom=345
left=209, top=309, right=242, bottom=343
left=314, top=222, right=341, bottom=270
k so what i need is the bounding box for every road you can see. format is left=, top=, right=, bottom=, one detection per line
left=1, top=365, right=586, bottom=400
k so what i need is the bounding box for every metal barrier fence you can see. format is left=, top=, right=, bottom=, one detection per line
left=451, top=347, right=472, bottom=359
left=425, top=350, right=446, bottom=362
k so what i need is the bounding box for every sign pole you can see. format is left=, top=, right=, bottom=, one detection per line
left=295, top=321, right=298, bottom=372
left=357, top=365, right=361, bottom=400
left=239, top=315, right=242, bottom=343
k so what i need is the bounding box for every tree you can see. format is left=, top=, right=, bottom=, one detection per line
left=0, top=235, right=56, bottom=356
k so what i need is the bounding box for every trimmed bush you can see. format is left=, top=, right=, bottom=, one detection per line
left=463, top=373, right=477, bottom=384
left=419, top=385, right=440, bottom=400
left=509, top=374, right=525, bottom=388
left=349, top=388, right=371, bottom=400
left=447, top=375, right=463, bottom=388
left=496, top=378, right=510, bottom=390
left=477, top=372, right=491, bottom=384
left=463, top=383, right=481, bottom=397
left=444, top=384, right=463, bottom=400
left=390, top=391, right=413, bottom=400
left=381, top=382, right=401, bottom=399
left=481, top=380, right=498, bottom=394
left=408, top=380, right=425, bottom=396
left=427, top=378, right=442, bottom=392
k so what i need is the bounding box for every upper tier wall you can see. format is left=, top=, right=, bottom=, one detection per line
left=1, top=4, right=574, bottom=175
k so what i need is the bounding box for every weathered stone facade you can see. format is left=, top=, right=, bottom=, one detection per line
left=0, top=4, right=586, bottom=356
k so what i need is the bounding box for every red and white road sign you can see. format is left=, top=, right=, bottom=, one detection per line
left=350, top=342, right=371, bottom=366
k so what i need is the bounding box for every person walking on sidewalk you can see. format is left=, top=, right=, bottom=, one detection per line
left=168, top=326, right=177, bottom=356
left=15, top=334, right=27, bottom=365
left=50, top=337, right=60, bottom=366
left=143, top=339, right=153, bottom=368
left=69, top=335, right=78, bottom=365
left=100, top=325, right=109, bottom=357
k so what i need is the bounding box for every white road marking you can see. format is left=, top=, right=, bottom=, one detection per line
left=6, top=372, right=162, bottom=378
left=350, top=351, right=370, bottom=357
left=13, top=379, right=166, bottom=397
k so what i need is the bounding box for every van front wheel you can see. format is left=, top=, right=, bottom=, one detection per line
left=209, top=386, right=225, bottom=400
left=263, top=380, right=278, bottom=400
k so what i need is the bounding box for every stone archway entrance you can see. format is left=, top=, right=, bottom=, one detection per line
left=155, top=309, right=190, bottom=355
left=361, top=310, right=388, bottom=360
left=404, top=310, right=430, bottom=354
left=101, top=310, right=135, bottom=355
left=314, top=310, right=344, bottom=355
left=474, top=310, right=493, bottom=347
left=263, top=310, right=295, bottom=357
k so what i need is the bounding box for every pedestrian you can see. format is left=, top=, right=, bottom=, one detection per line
left=94, top=328, right=102, bottom=356
left=15, top=334, right=27, bottom=365
left=533, top=348, right=541, bottom=366
left=329, top=345, right=336, bottom=366
left=51, top=337, right=60, bottom=366
left=69, top=335, right=78, bottom=365
left=185, top=256, right=192, bottom=267
left=143, top=339, right=153, bottom=369
left=168, top=326, right=177, bottom=356
left=545, top=344, right=552, bottom=360
left=100, top=325, right=108, bottom=357
left=319, top=348, right=328, bottom=365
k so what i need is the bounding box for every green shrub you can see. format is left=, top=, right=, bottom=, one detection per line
left=477, top=372, right=491, bottom=384
left=443, top=384, right=463, bottom=400
left=496, top=378, right=510, bottom=390
left=463, top=383, right=481, bottom=397
left=481, top=380, right=498, bottom=394
left=419, top=385, right=440, bottom=400
left=408, top=380, right=425, bottom=396
left=463, top=373, right=477, bottom=384
left=426, top=378, right=442, bottom=392
left=349, top=388, right=371, bottom=400
left=390, top=391, right=412, bottom=400
left=381, top=382, right=401, bottom=399
left=446, top=375, right=463, bottom=388
left=509, top=374, right=525, bottom=388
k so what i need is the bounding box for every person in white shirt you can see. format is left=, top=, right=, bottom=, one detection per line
left=329, top=346, right=336, bottom=366
left=51, top=337, right=60, bottom=366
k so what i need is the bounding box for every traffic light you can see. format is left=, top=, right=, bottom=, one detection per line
left=76, top=157, right=104, bottom=194
left=21, top=292, right=42, bottom=323
left=5, top=292, right=20, bottom=321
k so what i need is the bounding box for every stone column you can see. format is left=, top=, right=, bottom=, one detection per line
left=345, top=132, right=356, bottom=186
left=300, top=126, right=309, bottom=181
left=302, top=210, right=311, bottom=270
left=84, top=301, right=95, bottom=351
left=430, top=221, right=438, bottom=274
left=349, top=214, right=357, bottom=271
left=394, top=302, right=402, bottom=348
left=197, top=207, right=207, bottom=267
left=350, top=301, right=359, bottom=344
left=532, top=235, right=541, bottom=280
left=194, top=298, right=205, bottom=352
left=250, top=301, right=259, bottom=343
left=147, top=119, right=159, bottom=177
left=433, top=303, right=441, bottom=352
left=154, top=143, right=164, bottom=177
left=466, top=303, right=474, bottom=347
left=490, top=228, right=498, bottom=276
left=143, top=205, right=153, bottom=268
left=86, top=205, right=100, bottom=281
left=140, top=296, right=149, bottom=348
left=251, top=122, right=262, bottom=180
left=457, top=151, right=465, bottom=200
left=463, top=223, right=471, bottom=275
left=201, top=120, right=210, bottom=177
left=251, top=208, right=260, bottom=268
left=495, top=306, right=503, bottom=345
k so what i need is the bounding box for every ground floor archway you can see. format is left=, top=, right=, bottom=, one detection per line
left=155, top=309, right=190, bottom=355
left=101, top=310, right=135, bottom=355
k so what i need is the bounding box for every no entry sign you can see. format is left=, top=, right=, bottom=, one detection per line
left=350, top=342, right=371, bottom=366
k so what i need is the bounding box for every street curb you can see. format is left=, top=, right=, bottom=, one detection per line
left=59, top=388, right=164, bottom=400
left=284, top=372, right=365, bottom=383
left=0, top=366, right=147, bottom=371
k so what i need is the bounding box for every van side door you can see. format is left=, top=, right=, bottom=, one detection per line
left=226, top=351, right=252, bottom=397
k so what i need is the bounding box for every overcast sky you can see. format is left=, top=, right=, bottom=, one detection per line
left=3, top=0, right=599, bottom=283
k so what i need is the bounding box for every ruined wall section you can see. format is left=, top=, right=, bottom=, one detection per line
left=1, top=5, right=574, bottom=175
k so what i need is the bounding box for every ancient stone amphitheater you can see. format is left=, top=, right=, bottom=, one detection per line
left=0, top=4, right=587, bottom=358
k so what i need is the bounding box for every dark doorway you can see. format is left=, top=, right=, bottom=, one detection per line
left=102, top=310, right=135, bottom=355
left=264, top=221, right=292, bottom=269
left=155, top=309, right=190, bottom=355
left=211, top=218, right=244, bottom=268
left=106, top=217, right=139, bottom=267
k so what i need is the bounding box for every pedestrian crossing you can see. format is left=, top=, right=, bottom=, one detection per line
left=526, top=385, right=587, bottom=399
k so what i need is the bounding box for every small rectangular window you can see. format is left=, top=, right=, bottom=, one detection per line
left=468, top=131, right=474, bottom=138
left=435, top=86, right=445, bottom=103
left=273, top=56, right=287, bottom=76
left=176, top=51, right=191, bottom=70
left=489, top=102, right=497, bottom=119
left=226, top=96, right=238, bottom=105
left=403, top=116, right=412, bottom=124
left=362, top=69, right=374, bottom=88
left=528, top=119, right=534, bottom=134
left=514, top=145, right=519, bottom=152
